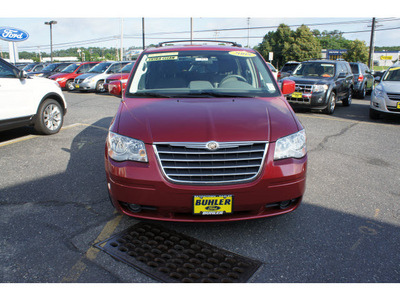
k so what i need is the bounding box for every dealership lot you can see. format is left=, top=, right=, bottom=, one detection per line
left=1, top=91, right=399, bottom=283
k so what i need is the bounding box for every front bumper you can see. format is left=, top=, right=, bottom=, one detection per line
left=105, top=142, right=307, bottom=222
left=370, top=91, right=400, bottom=115
left=286, top=90, right=329, bottom=109
left=75, top=81, right=95, bottom=91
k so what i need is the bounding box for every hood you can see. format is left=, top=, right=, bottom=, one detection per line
left=49, top=72, right=71, bottom=79
left=107, top=73, right=129, bottom=81
left=380, top=81, right=400, bottom=93
left=75, top=73, right=95, bottom=80
left=286, top=76, right=334, bottom=85
left=115, top=97, right=300, bottom=144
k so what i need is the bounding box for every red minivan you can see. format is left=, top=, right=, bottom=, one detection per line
left=49, top=61, right=100, bottom=91
left=105, top=41, right=307, bottom=222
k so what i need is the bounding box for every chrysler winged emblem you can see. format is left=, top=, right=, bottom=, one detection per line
left=206, top=141, right=219, bottom=151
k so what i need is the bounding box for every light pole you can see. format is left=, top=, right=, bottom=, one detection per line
left=44, top=20, right=57, bottom=62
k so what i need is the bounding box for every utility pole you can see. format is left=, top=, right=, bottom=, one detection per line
left=368, top=17, right=376, bottom=70
left=142, top=18, right=145, bottom=50
left=44, top=20, right=57, bottom=62
left=247, top=17, right=250, bottom=47
left=190, top=17, right=193, bottom=44
left=120, top=18, right=124, bottom=61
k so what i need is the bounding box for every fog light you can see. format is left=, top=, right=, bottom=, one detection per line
left=279, top=200, right=292, bottom=209
left=128, top=203, right=142, bottom=212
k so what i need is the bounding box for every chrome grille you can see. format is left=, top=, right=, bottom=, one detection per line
left=387, top=93, right=400, bottom=101
left=286, top=84, right=313, bottom=103
left=74, top=78, right=84, bottom=84
left=154, top=141, right=268, bottom=185
left=295, top=84, right=313, bottom=93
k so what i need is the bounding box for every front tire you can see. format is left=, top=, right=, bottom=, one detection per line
left=323, top=91, right=336, bottom=115
left=96, top=80, right=105, bottom=93
left=66, top=80, right=75, bottom=91
left=34, top=99, right=64, bottom=135
left=343, top=87, right=353, bottom=106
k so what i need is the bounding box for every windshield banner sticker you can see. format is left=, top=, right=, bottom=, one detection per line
left=229, top=51, right=256, bottom=57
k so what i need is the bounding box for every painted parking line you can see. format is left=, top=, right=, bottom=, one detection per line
left=299, top=114, right=399, bottom=128
left=61, top=214, right=123, bottom=283
left=0, top=123, right=108, bottom=148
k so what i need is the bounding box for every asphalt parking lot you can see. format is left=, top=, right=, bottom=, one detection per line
left=1, top=91, right=399, bottom=284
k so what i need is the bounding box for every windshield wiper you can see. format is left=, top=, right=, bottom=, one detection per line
left=181, top=91, right=251, bottom=98
left=133, top=92, right=172, bottom=98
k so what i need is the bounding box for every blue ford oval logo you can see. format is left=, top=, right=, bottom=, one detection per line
left=0, top=27, right=29, bottom=42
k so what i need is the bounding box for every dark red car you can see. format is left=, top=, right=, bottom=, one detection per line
left=105, top=41, right=307, bottom=222
left=49, top=61, right=100, bottom=91
left=104, top=61, right=135, bottom=95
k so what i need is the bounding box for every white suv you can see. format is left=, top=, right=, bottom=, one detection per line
left=0, top=58, right=67, bottom=134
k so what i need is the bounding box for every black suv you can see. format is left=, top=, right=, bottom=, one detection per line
left=278, top=61, right=300, bottom=80
left=285, top=60, right=354, bottom=114
left=349, top=62, right=375, bottom=99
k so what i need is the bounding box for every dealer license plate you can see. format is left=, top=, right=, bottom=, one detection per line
left=291, top=92, right=303, bottom=98
left=75, top=84, right=80, bottom=88
left=193, top=195, right=233, bottom=215
left=397, top=102, right=400, bottom=109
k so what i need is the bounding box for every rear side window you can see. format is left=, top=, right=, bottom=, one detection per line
left=350, top=64, right=359, bottom=74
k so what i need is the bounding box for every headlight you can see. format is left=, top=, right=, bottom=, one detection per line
left=374, top=86, right=385, bottom=98
left=107, top=132, right=148, bottom=162
left=312, top=84, right=328, bottom=93
left=120, top=79, right=128, bottom=84
left=274, top=129, right=307, bottom=160
left=55, top=77, right=65, bottom=82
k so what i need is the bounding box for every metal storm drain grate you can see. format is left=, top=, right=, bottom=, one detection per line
left=95, top=222, right=262, bottom=283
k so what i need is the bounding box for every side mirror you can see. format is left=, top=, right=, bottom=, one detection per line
left=375, top=76, right=381, bottom=83
left=109, top=80, right=122, bottom=97
left=338, top=72, right=346, bottom=78
left=281, top=79, right=295, bottom=95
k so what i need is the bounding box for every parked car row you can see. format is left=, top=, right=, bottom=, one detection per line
left=48, top=60, right=135, bottom=94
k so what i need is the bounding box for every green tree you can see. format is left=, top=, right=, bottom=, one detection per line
left=255, top=24, right=321, bottom=68
left=283, top=25, right=321, bottom=63
left=313, top=30, right=351, bottom=50
left=343, top=39, right=369, bottom=63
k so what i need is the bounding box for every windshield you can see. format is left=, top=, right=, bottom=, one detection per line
left=22, top=63, right=36, bottom=71
left=281, top=63, right=298, bottom=72
left=120, top=62, right=134, bottom=73
left=293, top=62, right=335, bottom=78
left=382, top=66, right=400, bottom=81
left=127, top=50, right=278, bottom=98
left=61, top=63, right=80, bottom=73
left=88, top=62, right=112, bottom=73
left=41, top=64, right=58, bottom=72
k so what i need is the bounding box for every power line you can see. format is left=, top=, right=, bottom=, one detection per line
left=14, top=17, right=400, bottom=52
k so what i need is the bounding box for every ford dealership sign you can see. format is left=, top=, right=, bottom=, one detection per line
left=0, top=27, right=29, bottom=42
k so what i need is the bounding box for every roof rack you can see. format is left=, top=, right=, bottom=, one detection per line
left=157, top=40, right=242, bottom=48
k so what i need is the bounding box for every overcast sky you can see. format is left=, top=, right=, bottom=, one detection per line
left=1, top=0, right=399, bottom=54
